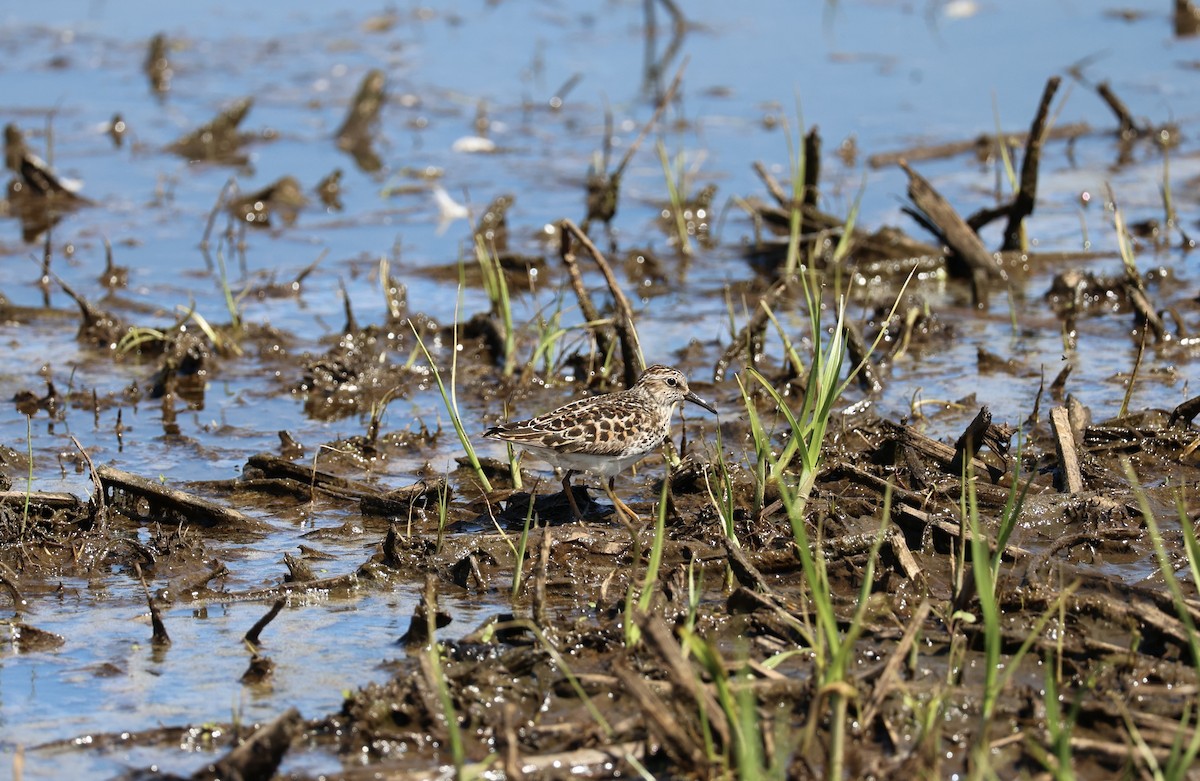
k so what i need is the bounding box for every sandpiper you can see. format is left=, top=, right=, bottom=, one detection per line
left=484, top=364, right=717, bottom=523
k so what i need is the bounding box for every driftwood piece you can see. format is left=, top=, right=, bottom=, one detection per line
left=0, top=619, right=65, bottom=652
left=880, top=418, right=1008, bottom=484
left=0, top=490, right=83, bottom=511
left=1177, top=0, right=1200, bottom=36
left=867, top=121, right=1091, bottom=169
left=243, top=453, right=376, bottom=501
left=1051, top=406, right=1084, bottom=494
left=1167, top=395, right=1200, bottom=428
left=1002, top=76, right=1060, bottom=251
left=949, top=406, right=994, bottom=477
left=899, top=161, right=1003, bottom=302
left=167, top=97, right=253, bottom=164
left=283, top=552, right=316, bottom=583
left=359, top=478, right=447, bottom=517
left=335, top=69, right=385, bottom=150
left=191, top=707, right=303, bottom=781
left=97, top=465, right=269, bottom=531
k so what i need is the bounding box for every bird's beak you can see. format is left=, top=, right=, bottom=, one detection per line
left=684, top=391, right=717, bottom=414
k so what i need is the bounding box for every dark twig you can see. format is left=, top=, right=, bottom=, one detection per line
left=803, top=127, right=821, bottom=208
left=1002, top=76, right=1060, bottom=251
left=751, top=160, right=790, bottom=208
left=1096, top=81, right=1142, bottom=139
left=560, top=219, right=644, bottom=387
left=0, top=560, right=23, bottom=605
left=136, top=564, right=170, bottom=647
left=1167, top=395, right=1200, bottom=429
left=244, top=597, right=287, bottom=647
left=558, top=227, right=614, bottom=364
left=844, top=320, right=883, bottom=394
left=862, top=600, right=931, bottom=726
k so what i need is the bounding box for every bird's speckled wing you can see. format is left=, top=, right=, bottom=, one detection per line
left=485, top=393, right=659, bottom=456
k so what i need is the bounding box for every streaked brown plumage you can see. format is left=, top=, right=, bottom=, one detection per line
left=484, top=365, right=716, bottom=522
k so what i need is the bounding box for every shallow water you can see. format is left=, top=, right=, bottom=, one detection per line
left=1, top=0, right=1199, bottom=777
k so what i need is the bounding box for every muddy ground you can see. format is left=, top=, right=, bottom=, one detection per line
left=5, top=2, right=1200, bottom=780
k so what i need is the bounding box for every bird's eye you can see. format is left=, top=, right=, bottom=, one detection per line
left=666, top=377, right=678, bottom=387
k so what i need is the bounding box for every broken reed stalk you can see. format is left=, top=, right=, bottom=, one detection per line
left=751, top=160, right=790, bottom=208
left=71, top=435, right=106, bottom=532
left=900, top=160, right=1002, bottom=304
left=1002, top=76, right=1061, bottom=252
left=21, top=415, right=32, bottom=540
left=1049, top=407, right=1084, bottom=494
left=244, top=597, right=286, bottom=647
left=558, top=228, right=614, bottom=362
left=866, top=120, right=1091, bottom=169
left=1119, top=327, right=1148, bottom=419
left=802, top=126, right=821, bottom=208
left=136, top=563, right=170, bottom=646
left=200, top=177, right=236, bottom=251
left=559, top=218, right=645, bottom=387
left=1096, top=81, right=1141, bottom=138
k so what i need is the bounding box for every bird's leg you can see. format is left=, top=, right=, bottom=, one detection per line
left=561, top=469, right=585, bottom=521
left=604, top=476, right=642, bottom=527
